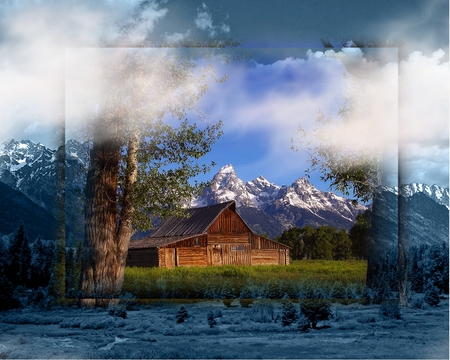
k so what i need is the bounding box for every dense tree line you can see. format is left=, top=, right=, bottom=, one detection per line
left=366, top=242, right=448, bottom=304
left=0, top=223, right=83, bottom=310
left=275, top=212, right=370, bottom=260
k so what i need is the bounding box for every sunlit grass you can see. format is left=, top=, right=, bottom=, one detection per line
left=123, top=260, right=367, bottom=300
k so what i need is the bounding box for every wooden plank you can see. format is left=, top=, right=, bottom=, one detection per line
left=251, top=249, right=279, bottom=265
left=177, top=247, right=207, bottom=267
left=212, top=246, right=222, bottom=266
left=165, top=235, right=207, bottom=248
left=208, top=208, right=249, bottom=235
left=222, top=244, right=251, bottom=266
left=158, top=248, right=165, bottom=267
left=165, top=248, right=175, bottom=268
left=208, top=234, right=249, bottom=244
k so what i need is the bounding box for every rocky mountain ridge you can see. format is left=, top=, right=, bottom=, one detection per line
left=192, top=164, right=368, bottom=237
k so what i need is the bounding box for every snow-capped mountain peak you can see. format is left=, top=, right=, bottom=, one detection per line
left=193, top=165, right=368, bottom=236
left=400, top=183, right=449, bottom=209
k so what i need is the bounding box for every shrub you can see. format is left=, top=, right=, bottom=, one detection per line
left=0, top=276, right=21, bottom=311
left=281, top=301, right=298, bottom=327
left=379, top=299, right=401, bottom=320
left=250, top=301, right=276, bottom=323
left=296, top=314, right=310, bottom=331
left=300, top=299, right=331, bottom=329
left=108, top=303, right=127, bottom=319
left=223, top=298, right=233, bottom=308
left=411, top=296, right=426, bottom=310
left=176, top=306, right=189, bottom=323
left=207, top=311, right=217, bottom=328
left=423, top=284, right=440, bottom=307
left=239, top=288, right=254, bottom=308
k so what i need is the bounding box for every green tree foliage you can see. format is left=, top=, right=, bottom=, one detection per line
left=276, top=225, right=354, bottom=260
left=79, top=46, right=239, bottom=305
left=331, top=229, right=353, bottom=260
left=349, top=210, right=371, bottom=260
left=47, top=239, right=66, bottom=304
left=300, top=299, right=331, bottom=329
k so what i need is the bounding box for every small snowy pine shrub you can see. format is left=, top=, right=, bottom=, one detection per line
left=176, top=306, right=189, bottom=323
left=239, top=288, right=254, bottom=308
left=300, top=299, right=331, bottom=329
left=108, top=303, right=127, bottom=319
left=411, top=296, right=427, bottom=310
left=423, top=283, right=440, bottom=307
left=281, top=301, right=298, bottom=327
left=207, top=311, right=217, bottom=328
left=250, top=301, right=276, bottom=323
left=379, top=299, right=401, bottom=320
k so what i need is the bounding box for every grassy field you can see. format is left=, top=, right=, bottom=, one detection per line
left=123, top=260, right=367, bottom=300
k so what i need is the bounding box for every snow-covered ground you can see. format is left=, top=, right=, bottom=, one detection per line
left=0, top=298, right=448, bottom=359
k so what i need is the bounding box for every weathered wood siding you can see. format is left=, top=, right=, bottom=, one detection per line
left=165, top=235, right=207, bottom=248
left=222, top=244, right=251, bottom=266
left=158, top=248, right=164, bottom=267
left=126, top=248, right=159, bottom=267
left=165, top=248, right=176, bottom=268
left=208, top=208, right=249, bottom=236
left=250, top=234, right=285, bottom=250
left=176, top=247, right=208, bottom=267
left=251, top=249, right=279, bottom=265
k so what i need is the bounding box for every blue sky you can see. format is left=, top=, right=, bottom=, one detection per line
left=0, top=0, right=448, bottom=195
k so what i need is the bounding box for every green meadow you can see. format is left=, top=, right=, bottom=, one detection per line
left=123, top=260, right=367, bottom=300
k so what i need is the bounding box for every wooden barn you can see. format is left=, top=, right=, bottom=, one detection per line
left=127, top=200, right=291, bottom=268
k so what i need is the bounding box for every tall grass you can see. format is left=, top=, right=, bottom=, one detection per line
left=122, top=260, right=367, bottom=300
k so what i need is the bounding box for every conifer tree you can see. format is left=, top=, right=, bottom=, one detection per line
left=8, top=223, right=31, bottom=287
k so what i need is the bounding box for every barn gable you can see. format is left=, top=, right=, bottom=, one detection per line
left=127, top=200, right=291, bottom=268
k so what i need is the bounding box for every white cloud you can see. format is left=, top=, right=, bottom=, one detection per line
left=0, top=0, right=172, bottom=148
left=195, top=45, right=448, bottom=188
left=194, top=3, right=230, bottom=38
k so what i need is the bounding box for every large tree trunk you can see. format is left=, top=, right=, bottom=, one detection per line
left=80, top=136, right=122, bottom=307
left=80, top=124, right=139, bottom=307
left=115, top=131, right=139, bottom=293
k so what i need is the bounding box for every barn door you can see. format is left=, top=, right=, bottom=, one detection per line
left=212, top=246, right=222, bottom=266
left=278, top=249, right=286, bottom=265
left=165, top=248, right=176, bottom=268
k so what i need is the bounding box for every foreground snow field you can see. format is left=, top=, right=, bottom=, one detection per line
left=0, top=298, right=448, bottom=359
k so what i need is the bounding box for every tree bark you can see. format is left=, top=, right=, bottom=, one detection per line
left=80, top=136, right=121, bottom=307
left=115, top=131, right=139, bottom=296
left=79, top=115, right=139, bottom=307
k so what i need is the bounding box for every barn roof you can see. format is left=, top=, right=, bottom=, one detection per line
left=128, top=234, right=203, bottom=249
left=150, top=200, right=237, bottom=238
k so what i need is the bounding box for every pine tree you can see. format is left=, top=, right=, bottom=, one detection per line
left=7, top=223, right=31, bottom=288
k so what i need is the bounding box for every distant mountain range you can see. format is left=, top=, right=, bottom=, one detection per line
left=0, top=139, right=448, bottom=247
left=192, top=164, right=367, bottom=238
left=0, top=139, right=87, bottom=244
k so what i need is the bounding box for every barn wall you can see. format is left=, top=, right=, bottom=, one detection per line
left=165, top=235, right=207, bottom=248
left=221, top=244, right=251, bottom=266
left=250, top=234, right=288, bottom=250
left=251, top=249, right=279, bottom=265
left=177, top=247, right=208, bottom=267
left=158, top=248, right=165, bottom=267
left=127, top=248, right=159, bottom=267
left=208, top=208, right=249, bottom=235
left=208, top=234, right=249, bottom=244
